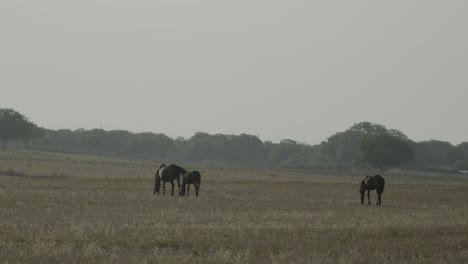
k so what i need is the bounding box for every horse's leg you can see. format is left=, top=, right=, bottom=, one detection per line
left=163, top=181, right=166, bottom=195
left=181, top=183, right=185, bottom=196
left=170, top=181, right=174, bottom=196
left=187, top=183, right=190, bottom=197
left=367, top=190, right=370, bottom=205
left=177, top=177, right=181, bottom=196
left=377, top=192, right=382, bottom=206
left=195, top=183, right=199, bottom=196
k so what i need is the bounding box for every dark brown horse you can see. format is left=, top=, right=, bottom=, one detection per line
left=359, top=175, right=385, bottom=205
left=180, top=170, right=201, bottom=197
left=153, top=164, right=186, bottom=196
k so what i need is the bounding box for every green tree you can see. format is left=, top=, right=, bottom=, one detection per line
left=186, top=132, right=217, bottom=161
left=266, top=139, right=304, bottom=166
left=322, top=122, right=409, bottom=165
left=457, top=142, right=468, bottom=159
left=127, top=132, right=177, bottom=157
left=23, top=123, right=45, bottom=149
left=38, top=129, right=80, bottom=151
left=0, top=108, right=39, bottom=150
left=227, top=134, right=264, bottom=163
left=78, top=129, right=106, bottom=150
left=357, top=133, right=414, bottom=171
left=447, top=146, right=464, bottom=165
left=414, top=140, right=453, bottom=166
left=349, top=122, right=387, bottom=136
left=458, top=142, right=468, bottom=151
left=454, top=160, right=468, bottom=170
left=322, top=131, right=360, bottom=164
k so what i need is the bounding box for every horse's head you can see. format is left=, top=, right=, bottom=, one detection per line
left=359, top=179, right=368, bottom=205
left=179, top=171, right=190, bottom=196
left=179, top=167, right=186, bottom=179
left=153, top=170, right=162, bottom=195
left=154, top=180, right=161, bottom=194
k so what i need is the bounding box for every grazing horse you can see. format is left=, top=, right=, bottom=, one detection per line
left=359, top=175, right=385, bottom=205
left=153, top=164, right=186, bottom=196
left=180, top=170, right=201, bottom=197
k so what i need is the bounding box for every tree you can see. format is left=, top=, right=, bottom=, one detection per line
left=127, top=132, right=177, bottom=157
left=186, top=132, right=217, bottom=161
left=226, top=134, right=264, bottom=163
left=387, top=129, right=409, bottom=140
left=22, top=123, right=45, bottom=149
left=446, top=146, right=464, bottom=165
left=321, top=122, right=410, bottom=165
left=266, top=139, right=304, bottom=166
left=458, top=142, right=468, bottom=151
left=454, top=160, right=468, bottom=170
left=357, top=133, right=414, bottom=171
left=0, top=108, right=39, bottom=150
left=414, top=140, right=454, bottom=166
left=322, top=131, right=360, bottom=164
left=457, top=142, right=468, bottom=160
left=349, top=122, right=387, bottom=136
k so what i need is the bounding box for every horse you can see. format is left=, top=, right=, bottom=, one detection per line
left=153, top=164, right=186, bottom=196
left=180, top=170, right=201, bottom=197
left=359, top=175, right=385, bottom=205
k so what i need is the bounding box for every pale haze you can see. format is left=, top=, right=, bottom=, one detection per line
left=1, top=1, right=467, bottom=145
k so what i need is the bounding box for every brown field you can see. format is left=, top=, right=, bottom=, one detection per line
left=1, top=150, right=468, bottom=264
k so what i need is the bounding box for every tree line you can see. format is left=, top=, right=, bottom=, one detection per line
left=1, top=108, right=467, bottom=172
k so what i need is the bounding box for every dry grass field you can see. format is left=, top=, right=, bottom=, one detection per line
left=1, top=150, right=467, bottom=264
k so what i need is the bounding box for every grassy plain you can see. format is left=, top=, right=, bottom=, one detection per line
left=1, top=150, right=467, bottom=263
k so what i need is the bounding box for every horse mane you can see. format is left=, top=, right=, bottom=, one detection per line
left=178, top=166, right=186, bottom=174
left=170, top=164, right=186, bottom=174
left=360, top=175, right=370, bottom=184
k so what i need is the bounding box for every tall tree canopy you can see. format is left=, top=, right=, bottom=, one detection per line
left=0, top=108, right=41, bottom=150
left=322, top=122, right=409, bottom=165
left=413, top=140, right=455, bottom=166
left=357, top=133, right=414, bottom=171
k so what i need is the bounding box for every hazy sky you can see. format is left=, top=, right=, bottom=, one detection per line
left=1, top=1, right=467, bottom=145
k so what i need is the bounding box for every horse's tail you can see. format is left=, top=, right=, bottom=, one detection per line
left=192, top=171, right=201, bottom=184
left=374, top=175, right=385, bottom=193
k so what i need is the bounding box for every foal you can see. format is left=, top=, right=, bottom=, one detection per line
left=180, top=170, right=201, bottom=197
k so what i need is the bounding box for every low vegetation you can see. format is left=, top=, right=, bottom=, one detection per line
left=1, top=150, right=467, bottom=263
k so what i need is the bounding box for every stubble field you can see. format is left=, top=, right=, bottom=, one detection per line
left=1, top=150, right=467, bottom=263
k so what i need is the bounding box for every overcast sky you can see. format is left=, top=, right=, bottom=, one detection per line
left=1, top=1, right=467, bottom=145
